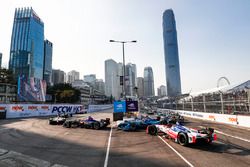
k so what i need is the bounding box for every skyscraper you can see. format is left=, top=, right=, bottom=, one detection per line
left=136, top=77, right=144, bottom=98
left=43, top=40, right=53, bottom=86
left=163, top=9, right=182, bottom=97
left=143, top=67, right=155, bottom=97
left=9, top=7, right=44, bottom=79
left=125, top=63, right=137, bottom=96
left=52, top=69, right=65, bottom=85
left=105, top=59, right=120, bottom=99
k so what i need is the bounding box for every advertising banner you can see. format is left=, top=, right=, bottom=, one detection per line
left=17, top=76, right=47, bottom=102
left=126, top=101, right=138, bottom=112
left=114, top=101, right=126, bottom=113
left=6, top=104, right=83, bottom=118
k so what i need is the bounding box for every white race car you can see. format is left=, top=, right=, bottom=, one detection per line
left=147, top=123, right=217, bottom=146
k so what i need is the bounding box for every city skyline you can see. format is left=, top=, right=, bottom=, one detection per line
left=1, top=1, right=250, bottom=94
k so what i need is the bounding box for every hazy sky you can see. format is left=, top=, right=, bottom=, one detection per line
left=0, top=0, right=250, bottom=93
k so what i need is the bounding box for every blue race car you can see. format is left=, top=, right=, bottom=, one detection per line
left=117, top=116, right=169, bottom=131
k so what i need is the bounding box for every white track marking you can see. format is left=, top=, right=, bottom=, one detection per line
left=215, top=130, right=250, bottom=143
left=104, top=125, right=113, bottom=167
left=198, top=126, right=250, bottom=143
left=158, top=136, right=194, bottom=167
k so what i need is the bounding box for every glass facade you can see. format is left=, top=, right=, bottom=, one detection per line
left=163, top=9, right=182, bottom=97
left=43, top=40, right=53, bottom=86
left=9, top=7, right=44, bottom=79
left=143, top=67, right=155, bottom=97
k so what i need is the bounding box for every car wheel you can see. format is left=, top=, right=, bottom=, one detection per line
left=93, top=122, right=100, bottom=130
left=178, top=132, right=188, bottom=146
left=148, top=125, right=157, bottom=135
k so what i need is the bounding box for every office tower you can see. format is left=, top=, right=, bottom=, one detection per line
left=43, top=40, right=53, bottom=86
left=52, top=69, right=65, bottom=85
left=67, top=70, right=80, bottom=84
left=163, top=9, right=182, bottom=97
left=9, top=7, right=44, bottom=79
left=157, top=85, right=167, bottom=97
left=136, top=77, right=144, bottom=98
left=105, top=59, right=119, bottom=99
left=125, top=63, right=137, bottom=96
left=143, top=67, right=155, bottom=97
left=0, top=53, right=2, bottom=68
left=84, top=74, right=96, bottom=83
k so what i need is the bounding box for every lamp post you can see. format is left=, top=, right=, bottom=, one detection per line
left=109, top=40, right=136, bottom=100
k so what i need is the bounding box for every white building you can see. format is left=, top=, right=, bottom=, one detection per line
left=67, top=70, right=80, bottom=84
left=137, top=77, right=144, bottom=98
left=157, top=85, right=166, bottom=97
left=105, top=59, right=120, bottom=99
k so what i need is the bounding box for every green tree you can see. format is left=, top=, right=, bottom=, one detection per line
left=47, top=83, right=80, bottom=103
left=0, top=68, right=16, bottom=84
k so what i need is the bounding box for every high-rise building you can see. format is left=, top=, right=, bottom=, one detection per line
left=157, top=85, right=167, bottom=97
left=84, top=74, right=96, bottom=84
left=9, top=7, right=44, bottom=79
left=94, top=79, right=105, bottom=94
left=43, top=40, right=53, bottom=86
left=105, top=59, right=120, bottom=99
left=0, top=53, right=2, bottom=68
left=136, top=77, right=144, bottom=98
left=125, top=63, right=137, bottom=96
left=52, top=69, right=65, bottom=85
left=163, top=9, right=182, bottom=97
left=67, top=70, right=80, bottom=84
left=143, top=67, right=155, bottom=97
left=117, top=62, right=123, bottom=97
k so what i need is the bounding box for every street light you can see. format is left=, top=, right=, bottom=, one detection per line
left=109, top=40, right=137, bottom=100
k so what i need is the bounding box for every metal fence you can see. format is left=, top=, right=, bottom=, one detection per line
left=160, top=90, right=250, bottom=114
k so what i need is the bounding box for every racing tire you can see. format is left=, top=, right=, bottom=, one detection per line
left=93, top=122, right=100, bottom=130
left=64, top=121, right=71, bottom=128
left=178, top=132, right=188, bottom=146
left=148, top=125, right=157, bottom=135
left=129, top=122, right=136, bottom=131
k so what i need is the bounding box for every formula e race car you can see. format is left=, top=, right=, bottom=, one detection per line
left=63, top=116, right=110, bottom=130
left=147, top=123, right=217, bottom=146
left=49, top=113, right=72, bottom=125
left=117, top=116, right=170, bottom=131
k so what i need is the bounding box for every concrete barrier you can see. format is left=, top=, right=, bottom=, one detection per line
left=5, top=104, right=84, bottom=119
left=88, top=104, right=113, bottom=113
left=159, top=109, right=250, bottom=128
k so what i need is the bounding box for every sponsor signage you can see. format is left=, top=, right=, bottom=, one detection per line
left=51, top=105, right=82, bottom=114
left=114, top=101, right=126, bottom=113
left=126, top=101, right=138, bottom=112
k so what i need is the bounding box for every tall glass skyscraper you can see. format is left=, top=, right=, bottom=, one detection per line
left=9, top=7, right=44, bottom=79
left=163, top=9, right=182, bottom=97
left=143, top=67, right=155, bottom=97
left=43, top=40, right=53, bottom=86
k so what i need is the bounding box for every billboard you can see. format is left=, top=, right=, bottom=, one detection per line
left=114, top=101, right=126, bottom=113
left=18, top=76, right=47, bottom=102
left=126, top=101, right=138, bottom=112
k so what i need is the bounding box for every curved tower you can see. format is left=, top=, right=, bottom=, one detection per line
left=163, top=9, right=182, bottom=97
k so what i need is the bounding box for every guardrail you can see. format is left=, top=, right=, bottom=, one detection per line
left=158, top=109, right=250, bottom=128
left=88, top=104, right=113, bottom=113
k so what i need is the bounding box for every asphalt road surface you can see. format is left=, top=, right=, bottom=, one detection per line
left=0, top=110, right=249, bottom=167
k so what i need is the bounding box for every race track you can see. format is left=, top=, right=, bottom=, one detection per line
left=0, top=110, right=249, bottom=167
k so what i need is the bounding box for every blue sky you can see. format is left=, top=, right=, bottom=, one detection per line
left=0, top=0, right=250, bottom=93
